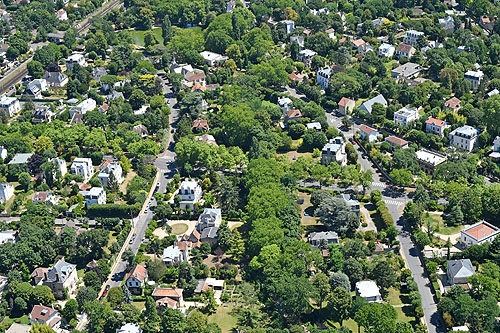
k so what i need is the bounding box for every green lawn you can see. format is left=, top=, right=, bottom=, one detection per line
left=297, top=192, right=320, bottom=226
left=331, top=319, right=363, bottom=332
left=77, top=269, right=85, bottom=279
left=133, top=301, right=145, bottom=311
left=424, top=212, right=462, bottom=235
left=387, top=288, right=418, bottom=325
left=128, top=28, right=163, bottom=46
left=171, top=223, right=188, bottom=235
left=208, top=305, right=238, bottom=333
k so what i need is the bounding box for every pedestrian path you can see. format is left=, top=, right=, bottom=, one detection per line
left=384, top=199, right=405, bottom=206
left=371, top=181, right=387, bottom=188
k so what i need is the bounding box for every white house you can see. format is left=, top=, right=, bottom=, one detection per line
left=447, top=259, right=475, bottom=285
left=49, top=157, right=67, bottom=178
left=69, top=98, right=96, bottom=118
left=29, top=305, right=61, bottom=330
left=43, top=259, right=78, bottom=298
left=359, top=124, right=378, bottom=142
left=298, top=49, right=317, bottom=67
left=55, top=9, right=68, bottom=20
left=280, top=20, right=294, bottom=34
left=404, top=30, right=424, bottom=46
left=464, top=70, right=484, bottom=90
left=321, top=137, right=347, bottom=166
left=0, top=231, right=17, bottom=244
left=391, top=63, right=421, bottom=80
left=98, top=161, right=124, bottom=186
left=125, top=264, right=147, bottom=294
left=0, top=184, right=14, bottom=203
left=178, top=180, right=203, bottom=209
left=460, top=221, right=500, bottom=247
left=393, top=106, right=419, bottom=126
left=316, top=67, right=332, bottom=89
left=490, top=136, right=500, bottom=159
left=197, top=208, right=222, bottom=232
left=359, top=94, right=387, bottom=113
left=395, top=43, right=415, bottom=59
left=277, top=96, right=293, bottom=113
left=162, top=245, right=186, bottom=266
left=290, top=35, right=304, bottom=48
left=449, top=125, right=479, bottom=152
left=0, top=146, right=6, bottom=160
left=24, top=79, right=48, bottom=99
left=378, top=43, right=395, bottom=57
left=32, top=191, right=58, bottom=205
left=0, top=96, right=20, bottom=117
left=356, top=281, right=382, bottom=303
left=43, top=71, right=68, bottom=87
left=199, top=51, right=228, bottom=67
left=117, top=323, right=143, bottom=333
left=32, top=105, right=53, bottom=123
left=66, top=53, right=87, bottom=71
left=425, top=117, right=448, bottom=137
left=80, top=187, right=106, bottom=207
left=439, top=16, right=455, bottom=32
left=70, top=157, right=94, bottom=182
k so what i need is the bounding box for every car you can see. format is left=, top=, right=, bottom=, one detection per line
left=102, top=285, right=110, bottom=297
left=129, top=234, right=136, bottom=244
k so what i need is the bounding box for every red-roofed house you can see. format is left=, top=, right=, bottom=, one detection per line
left=32, top=191, right=57, bottom=205
left=285, top=109, right=302, bottom=121
left=385, top=136, right=409, bottom=150
left=30, top=305, right=61, bottom=330
left=444, top=97, right=461, bottom=113
left=425, top=117, right=448, bottom=137
left=396, top=43, right=415, bottom=59
left=99, top=103, right=109, bottom=113
left=126, top=264, right=148, bottom=294
left=338, top=97, right=355, bottom=115
left=460, top=221, right=500, bottom=247
left=152, top=287, right=184, bottom=310
left=359, top=124, right=378, bottom=143
left=192, top=118, right=209, bottom=132
left=191, top=82, right=206, bottom=93
left=290, top=72, right=307, bottom=84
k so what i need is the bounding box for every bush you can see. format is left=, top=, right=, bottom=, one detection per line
left=362, top=222, right=368, bottom=227
left=371, top=190, right=382, bottom=204
left=87, top=203, right=141, bottom=218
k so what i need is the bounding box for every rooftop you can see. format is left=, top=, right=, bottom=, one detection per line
left=356, top=280, right=380, bottom=298
left=416, top=149, right=447, bottom=166
left=462, top=221, right=500, bottom=241
left=8, top=153, right=33, bottom=165
left=385, top=136, right=408, bottom=146
left=447, top=259, right=475, bottom=279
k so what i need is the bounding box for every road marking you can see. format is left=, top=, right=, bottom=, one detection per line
left=371, top=182, right=387, bottom=187
left=384, top=199, right=405, bottom=206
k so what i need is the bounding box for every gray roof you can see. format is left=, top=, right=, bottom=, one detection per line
left=359, top=94, right=387, bottom=113
left=308, top=231, right=339, bottom=242
left=8, top=153, right=33, bottom=165
left=6, top=323, right=31, bottom=333
left=201, top=226, right=218, bottom=239
left=391, top=63, right=421, bottom=77
left=450, top=125, right=478, bottom=137
left=46, top=259, right=76, bottom=283
left=447, top=259, right=475, bottom=279
left=342, top=193, right=359, bottom=207
left=43, top=71, right=68, bottom=84
left=322, top=137, right=344, bottom=153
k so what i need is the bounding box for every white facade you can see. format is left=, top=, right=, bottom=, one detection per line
left=162, top=245, right=186, bottom=266
left=197, top=208, right=222, bottom=231
left=0, top=96, right=20, bottom=117
left=394, top=107, right=419, bottom=126
left=55, top=9, right=68, bottom=21
left=449, top=125, right=479, bottom=152
left=464, top=70, right=484, bottom=90
left=316, top=67, right=332, bottom=89
left=66, top=53, right=87, bottom=71
left=298, top=49, right=317, bottom=67
left=378, top=43, right=395, bottom=57
left=69, top=98, right=96, bottom=118
left=49, top=157, right=67, bottom=178
left=199, top=51, right=228, bottom=67
left=71, top=157, right=94, bottom=182
left=0, top=231, right=16, bottom=244
left=277, top=96, right=293, bottom=113
left=98, top=161, right=124, bottom=186
left=321, top=137, right=347, bottom=166
left=356, top=281, right=382, bottom=303
left=178, top=180, right=203, bottom=209
left=403, top=30, right=424, bottom=46
left=0, top=146, right=7, bottom=160
left=0, top=184, right=14, bottom=203
left=281, top=20, right=294, bottom=34
left=117, top=323, right=143, bottom=333
left=460, top=221, right=500, bottom=247
left=80, top=187, right=106, bottom=207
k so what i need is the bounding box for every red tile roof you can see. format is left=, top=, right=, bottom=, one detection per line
left=155, top=296, right=178, bottom=309
left=425, top=117, right=445, bottom=127
left=464, top=222, right=498, bottom=240
left=338, top=97, right=353, bottom=107
left=385, top=135, right=408, bottom=146
left=359, top=124, right=376, bottom=134
left=191, top=82, right=206, bottom=92
left=152, top=287, right=183, bottom=299
left=126, top=264, right=147, bottom=283
left=286, top=109, right=302, bottom=118
left=444, top=97, right=461, bottom=109
left=33, top=191, right=49, bottom=202
left=192, top=118, right=209, bottom=130
left=30, top=305, right=59, bottom=326
left=352, top=39, right=365, bottom=47
left=397, top=43, right=414, bottom=54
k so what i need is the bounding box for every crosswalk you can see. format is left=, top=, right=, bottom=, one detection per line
left=384, top=199, right=406, bottom=206
left=371, top=182, right=387, bottom=188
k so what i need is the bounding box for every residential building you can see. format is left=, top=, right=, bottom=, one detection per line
left=321, top=137, right=347, bottom=166
left=404, top=30, right=424, bottom=46
left=310, top=7, right=330, bottom=16
left=359, top=94, right=387, bottom=114
left=70, top=157, right=94, bottom=182
left=439, top=16, right=455, bottom=32
left=285, top=109, right=302, bottom=121
left=359, top=124, right=378, bottom=142
left=69, top=98, right=96, bottom=118
left=6, top=323, right=31, bottom=333
left=199, top=51, right=228, bottom=67
left=192, top=118, right=209, bottom=132
left=342, top=193, right=360, bottom=219
left=183, top=69, right=206, bottom=89
left=277, top=96, right=293, bottom=113
left=378, top=43, right=395, bottom=57
left=197, top=208, right=222, bottom=232
left=479, top=16, right=495, bottom=32
left=55, top=8, right=67, bottom=20
left=290, top=72, right=308, bottom=84
left=425, top=117, right=448, bottom=137
left=290, top=35, right=304, bottom=48
left=29, top=305, right=61, bottom=330
left=325, top=28, right=336, bottom=40
left=447, top=259, right=475, bottom=285
left=298, top=49, right=317, bottom=67
left=162, top=245, right=185, bottom=266
left=8, top=153, right=33, bottom=170
left=178, top=180, right=203, bottom=209
left=194, top=134, right=217, bottom=146
left=280, top=20, right=294, bottom=34
left=151, top=287, right=184, bottom=309
left=308, top=231, right=339, bottom=248
left=132, top=124, right=148, bottom=139
left=0, top=96, right=20, bottom=117
left=125, top=264, right=148, bottom=294
left=79, top=187, right=106, bottom=207
left=49, top=157, right=67, bottom=178
left=356, top=281, right=382, bottom=303
left=338, top=97, right=355, bottom=115
left=416, top=149, right=447, bottom=174
left=449, top=125, right=479, bottom=152
left=98, top=161, right=124, bottom=186
left=490, top=136, right=500, bottom=159
left=66, top=53, right=87, bottom=71
left=31, top=267, right=48, bottom=285
left=32, top=105, right=53, bottom=123
left=306, top=122, right=322, bottom=131
left=0, top=231, right=17, bottom=244
left=395, top=43, right=415, bottom=59
left=117, top=323, right=143, bottom=333
left=464, top=70, right=484, bottom=90
left=357, top=42, right=374, bottom=55
left=91, top=67, right=107, bottom=81
left=32, top=191, right=57, bottom=205
left=385, top=136, right=409, bottom=150
left=200, top=226, right=219, bottom=246
left=391, top=63, right=421, bottom=80
left=0, top=184, right=13, bottom=203
left=316, top=67, right=332, bottom=89
left=444, top=97, right=461, bottom=113
left=0, top=146, right=6, bottom=160
left=460, top=221, right=500, bottom=247
left=194, top=278, right=225, bottom=294
left=42, top=259, right=78, bottom=298
left=393, top=106, right=419, bottom=126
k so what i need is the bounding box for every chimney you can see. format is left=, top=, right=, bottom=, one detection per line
left=55, top=273, right=60, bottom=282
left=172, top=285, right=176, bottom=289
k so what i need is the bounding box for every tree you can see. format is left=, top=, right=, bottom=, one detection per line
left=403, top=201, right=423, bottom=229
left=83, top=271, right=101, bottom=291
left=161, top=308, right=185, bottom=333
left=216, top=222, right=232, bottom=252
left=414, top=230, right=431, bottom=248
left=27, top=61, right=44, bottom=79
left=329, top=271, right=351, bottom=292
left=18, top=172, right=31, bottom=191
left=326, top=287, right=352, bottom=325
left=62, top=299, right=78, bottom=321
left=315, top=197, right=359, bottom=236
left=440, top=68, right=459, bottom=89
left=395, top=322, right=413, bottom=333
left=143, top=296, right=160, bottom=333
left=355, top=303, right=397, bottom=333
left=122, top=285, right=132, bottom=304
left=162, top=16, right=173, bottom=44
left=30, top=324, right=55, bottom=333
left=444, top=204, right=464, bottom=226
left=390, top=169, right=413, bottom=187
left=76, top=287, right=97, bottom=308
left=185, top=310, right=207, bottom=333
left=413, top=184, right=429, bottom=207
left=129, top=89, right=148, bottom=110
left=372, top=261, right=396, bottom=290
left=107, top=287, right=122, bottom=309
left=371, top=103, right=386, bottom=124
left=312, top=272, right=330, bottom=318
left=360, top=170, right=373, bottom=194
left=343, top=258, right=364, bottom=288
left=32, top=285, right=55, bottom=306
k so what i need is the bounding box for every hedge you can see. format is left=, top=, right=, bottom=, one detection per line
left=87, top=203, right=141, bottom=218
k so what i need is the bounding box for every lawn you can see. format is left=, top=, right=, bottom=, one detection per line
left=119, top=171, right=137, bottom=194
left=133, top=301, right=145, bottom=311
left=171, top=223, right=188, bottom=235
left=128, top=28, right=163, bottom=46
left=387, top=288, right=418, bottom=325
left=424, top=212, right=462, bottom=235
left=279, top=150, right=313, bottom=162
left=208, top=305, right=238, bottom=333
left=330, top=319, right=363, bottom=332
left=297, top=191, right=320, bottom=226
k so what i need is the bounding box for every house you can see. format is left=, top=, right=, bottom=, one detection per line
left=395, top=43, right=415, bottom=59
left=359, top=124, right=378, bottom=142
left=393, top=106, right=419, bottom=126
left=447, top=259, right=475, bottom=285
left=341, top=193, right=360, bottom=219
left=32, top=191, right=57, bottom=205
left=162, top=245, right=185, bottom=266
left=285, top=109, right=302, bottom=121
left=449, top=125, right=479, bottom=152
left=277, top=96, right=293, bottom=113
left=359, top=94, right=387, bottom=114
left=184, top=70, right=206, bottom=88
left=79, top=187, right=106, bottom=207
left=31, top=267, right=48, bottom=285
left=290, top=72, right=308, bottom=84
left=306, top=122, right=322, bottom=131
left=200, top=226, right=219, bottom=246
left=70, top=157, right=94, bottom=182
left=321, top=137, right=347, bottom=166
left=107, top=90, right=125, bottom=102
left=98, top=161, right=124, bottom=186
left=32, top=105, right=53, bottom=123
left=49, top=157, right=67, bottom=178
left=24, top=79, right=48, bottom=99
left=192, top=118, right=209, bottom=132
left=132, top=124, right=148, bottom=139
left=485, top=89, right=499, bottom=99
left=66, top=53, right=87, bottom=71
left=280, top=20, right=294, bottom=34
left=464, top=70, right=484, bottom=90
left=298, top=49, right=317, bottom=67
left=338, top=97, right=355, bottom=115
left=0, top=146, right=6, bottom=160
left=125, top=264, right=147, bottom=294
left=55, top=9, right=67, bottom=20
left=47, top=32, right=65, bottom=44
left=439, top=16, right=455, bottom=32
left=69, top=98, right=96, bottom=118
left=444, top=97, right=461, bottom=113
left=91, top=67, right=107, bottom=81
left=425, top=117, right=448, bottom=137
left=194, top=278, right=225, bottom=294
left=490, top=136, right=500, bottom=159
left=197, top=208, right=222, bottom=232
left=451, top=326, right=469, bottom=332
left=356, top=281, right=382, bottom=303
left=117, top=323, right=143, bottom=333
left=8, top=153, right=33, bottom=172
left=316, top=67, right=332, bottom=89
left=42, top=259, right=78, bottom=298
left=290, top=35, right=304, bottom=48
left=479, top=16, right=495, bottom=32
left=378, top=43, right=395, bottom=57
left=391, top=63, right=421, bottom=80
left=178, top=180, right=203, bottom=209
left=29, top=305, right=61, bottom=330
left=351, top=39, right=365, bottom=49
left=151, top=287, right=184, bottom=309
left=0, top=184, right=14, bottom=203
left=460, top=221, right=500, bottom=247
left=310, top=8, right=330, bottom=16
left=0, top=231, right=17, bottom=244
left=194, top=134, right=217, bottom=146
left=308, top=231, right=339, bottom=248
left=0, top=96, right=20, bottom=116
left=199, top=51, right=228, bottom=67
left=403, top=30, right=424, bottom=46
left=416, top=149, right=447, bottom=175
left=325, top=28, right=336, bottom=40
left=357, top=43, right=374, bottom=55
left=385, top=136, right=409, bottom=150
left=6, top=323, right=31, bottom=333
